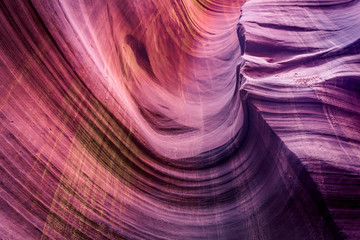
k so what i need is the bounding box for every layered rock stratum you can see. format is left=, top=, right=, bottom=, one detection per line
left=1, top=0, right=359, bottom=239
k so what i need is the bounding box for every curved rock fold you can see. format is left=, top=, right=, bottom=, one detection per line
left=1, top=0, right=359, bottom=239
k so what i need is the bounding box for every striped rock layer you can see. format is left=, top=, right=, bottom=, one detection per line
left=1, top=0, right=359, bottom=239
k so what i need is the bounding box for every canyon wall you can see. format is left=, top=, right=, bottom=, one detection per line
left=1, top=0, right=359, bottom=239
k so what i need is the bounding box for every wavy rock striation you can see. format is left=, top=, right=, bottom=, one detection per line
left=0, top=0, right=359, bottom=239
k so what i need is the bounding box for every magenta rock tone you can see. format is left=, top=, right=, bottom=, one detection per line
left=1, top=0, right=359, bottom=239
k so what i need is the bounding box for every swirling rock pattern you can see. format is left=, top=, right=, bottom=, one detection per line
left=1, top=0, right=359, bottom=239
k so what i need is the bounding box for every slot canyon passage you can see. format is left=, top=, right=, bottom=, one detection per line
left=1, top=0, right=360, bottom=239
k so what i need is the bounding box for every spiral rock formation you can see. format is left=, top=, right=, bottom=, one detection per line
left=1, top=0, right=359, bottom=239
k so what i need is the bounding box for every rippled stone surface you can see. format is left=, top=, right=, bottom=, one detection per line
left=1, top=0, right=359, bottom=239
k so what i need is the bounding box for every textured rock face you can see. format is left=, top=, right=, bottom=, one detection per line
left=0, top=0, right=359, bottom=239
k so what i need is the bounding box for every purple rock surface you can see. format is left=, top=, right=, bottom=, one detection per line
left=1, top=0, right=359, bottom=239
